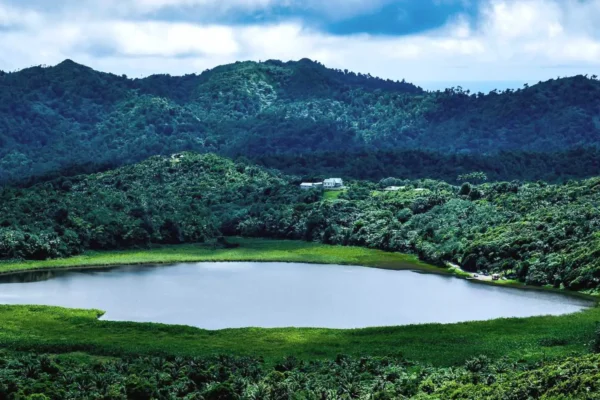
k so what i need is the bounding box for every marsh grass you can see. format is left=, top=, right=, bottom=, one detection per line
left=0, top=238, right=598, bottom=367
left=0, top=237, right=440, bottom=275
left=0, top=304, right=598, bottom=366
left=1, top=238, right=593, bottom=300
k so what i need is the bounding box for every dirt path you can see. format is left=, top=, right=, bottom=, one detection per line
left=445, top=261, right=493, bottom=281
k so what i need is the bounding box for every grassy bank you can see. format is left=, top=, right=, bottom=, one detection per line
left=0, top=237, right=441, bottom=275
left=0, top=238, right=598, bottom=368
left=1, top=238, right=595, bottom=299
left=0, top=304, right=598, bottom=366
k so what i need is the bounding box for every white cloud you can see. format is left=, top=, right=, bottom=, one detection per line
left=107, top=22, right=239, bottom=57
left=0, top=3, right=42, bottom=28
left=477, top=0, right=600, bottom=65
left=0, top=0, right=599, bottom=89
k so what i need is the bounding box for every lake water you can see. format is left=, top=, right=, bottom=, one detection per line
left=0, top=262, right=592, bottom=329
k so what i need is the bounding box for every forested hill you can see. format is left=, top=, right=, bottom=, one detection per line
left=2, top=152, right=600, bottom=291
left=1, top=58, right=600, bottom=183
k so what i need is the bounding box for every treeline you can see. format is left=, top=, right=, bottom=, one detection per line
left=2, top=351, right=599, bottom=399
left=3, top=148, right=600, bottom=191
left=1, top=152, right=600, bottom=291
left=7, top=147, right=600, bottom=190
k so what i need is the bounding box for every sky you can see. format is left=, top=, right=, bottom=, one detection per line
left=0, top=0, right=599, bottom=92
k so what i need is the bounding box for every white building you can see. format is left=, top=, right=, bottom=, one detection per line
left=300, top=182, right=323, bottom=190
left=323, top=178, right=344, bottom=189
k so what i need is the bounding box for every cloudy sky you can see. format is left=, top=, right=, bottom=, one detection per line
left=1, top=0, right=599, bottom=91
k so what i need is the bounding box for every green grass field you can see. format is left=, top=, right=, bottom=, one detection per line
left=0, top=237, right=440, bottom=275
left=323, top=190, right=346, bottom=200
left=0, top=304, right=598, bottom=366
left=0, top=237, right=591, bottom=298
left=0, top=238, right=598, bottom=368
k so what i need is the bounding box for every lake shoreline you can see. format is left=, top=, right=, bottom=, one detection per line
left=4, top=261, right=591, bottom=330
left=0, top=238, right=598, bottom=366
left=0, top=237, right=449, bottom=278
left=0, top=303, right=598, bottom=366
left=0, top=237, right=597, bottom=301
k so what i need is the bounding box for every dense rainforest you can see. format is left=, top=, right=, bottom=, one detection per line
left=1, top=59, right=600, bottom=183
left=1, top=152, right=599, bottom=292
left=1, top=350, right=600, bottom=400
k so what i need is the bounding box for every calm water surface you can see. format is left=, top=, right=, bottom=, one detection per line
left=0, top=262, right=592, bottom=329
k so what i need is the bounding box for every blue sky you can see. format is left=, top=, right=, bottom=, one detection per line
left=0, top=0, right=599, bottom=92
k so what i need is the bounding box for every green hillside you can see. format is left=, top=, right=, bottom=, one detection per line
left=0, top=153, right=290, bottom=258
left=1, top=152, right=599, bottom=292
left=1, top=59, right=600, bottom=183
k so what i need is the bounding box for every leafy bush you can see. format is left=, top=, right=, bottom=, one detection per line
left=592, top=324, right=600, bottom=354
left=0, top=352, right=599, bottom=399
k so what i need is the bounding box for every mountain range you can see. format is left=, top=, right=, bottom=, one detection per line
left=1, top=58, right=600, bottom=183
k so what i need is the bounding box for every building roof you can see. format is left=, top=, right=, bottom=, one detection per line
left=324, top=178, right=343, bottom=184
left=300, top=182, right=322, bottom=187
left=384, top=186, right=405, bottom=191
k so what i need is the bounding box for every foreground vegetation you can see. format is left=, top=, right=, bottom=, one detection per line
left=0, top=304, right=598, bottom=367
left=2, top=350, right=600, bottom=399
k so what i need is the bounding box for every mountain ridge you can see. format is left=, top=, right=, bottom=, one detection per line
left=1, top=58, right=599, bottom=183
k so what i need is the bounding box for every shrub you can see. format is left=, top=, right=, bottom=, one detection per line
left=592, top=325, right=600, bottom=353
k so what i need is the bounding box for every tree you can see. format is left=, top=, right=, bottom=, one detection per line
left=459, top=182, right=472, bottom=196
left=457, top=172, right=488, bottom=185
left=592, top=324, right=600, bottom=353
left=203, top=382, right=238, bottom=400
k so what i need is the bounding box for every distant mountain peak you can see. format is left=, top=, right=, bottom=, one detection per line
left=55, top=59, right=83, bottom=69
left=58, top=59, right=77, bottom=65
left=52, top=59, right=97, bottom=76
left=296, top=58, right=318, bottom=64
